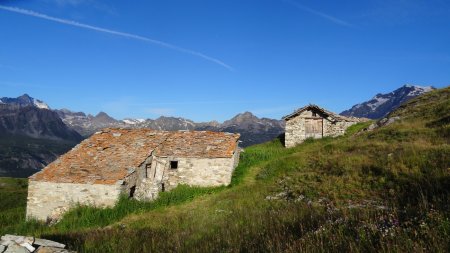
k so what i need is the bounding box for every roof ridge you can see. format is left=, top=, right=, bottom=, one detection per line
left=282, top=104, right=359, bottom=122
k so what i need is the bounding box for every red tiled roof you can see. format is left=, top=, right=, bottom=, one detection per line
left=30, top=129, right=240, bottom=184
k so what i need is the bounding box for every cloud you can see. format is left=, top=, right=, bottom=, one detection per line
left=282, top=0, right=353, bottom=27
left=0, top=5, right=233, bottom=70
left=45, top=0, right=117, bottom=16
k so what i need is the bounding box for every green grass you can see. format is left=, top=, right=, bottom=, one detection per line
left=0, top=177, right=28, bottom=229
left=0, top=87, right=449, bottom=252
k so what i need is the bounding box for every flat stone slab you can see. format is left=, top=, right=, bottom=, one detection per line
left=19, top=243, right=35, bottom=252
left=33, top=239, right=65, bottom=249
left=0, top=245, right=6, bottom=253
left=0, top=240, right=12, bottom=247
left=0, top=235, right=33, bottom=246
left=3, top=243, right=30, bottom=253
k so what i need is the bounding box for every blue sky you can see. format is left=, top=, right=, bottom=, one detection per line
left=0, top=0, right=449, bottom=121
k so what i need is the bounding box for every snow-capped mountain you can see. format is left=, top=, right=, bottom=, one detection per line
left=0, top=94, right=50, bottom=109
left=33, top=98, right=50, bottom=109
left=122, top=118, right=146, bottom=125
left=340, top=84, right=435, bottom=119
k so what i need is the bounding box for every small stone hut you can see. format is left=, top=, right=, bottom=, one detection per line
left=26, top=129, right=240, bottom=222
left=283, top=104, right=364, bottom=148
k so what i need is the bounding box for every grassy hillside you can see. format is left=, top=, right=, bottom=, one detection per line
left=0, top=87, right=449, bottom=252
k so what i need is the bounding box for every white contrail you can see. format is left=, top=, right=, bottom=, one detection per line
left=0, top=5, right=234, bottom=71
left=282, top=0, right=353, bottom=27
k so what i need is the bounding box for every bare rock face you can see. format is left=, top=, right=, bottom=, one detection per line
left=0, top=105, right=82, bottom=142
left=0, top=235, right=72, bottom=253
left=0, top=95, right=83, bottom=178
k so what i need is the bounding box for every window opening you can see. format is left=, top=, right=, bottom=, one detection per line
left=170, top=161, right=178, bottom=169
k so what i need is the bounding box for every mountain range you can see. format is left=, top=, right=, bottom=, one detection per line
left=0, top=84, right=435, bottom=177
left=55, top=109, right=285, bottom=147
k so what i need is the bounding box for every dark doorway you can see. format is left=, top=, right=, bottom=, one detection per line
left=129, top=186, right=136, bottom=198
left=161, top=183, right=165, bottom=192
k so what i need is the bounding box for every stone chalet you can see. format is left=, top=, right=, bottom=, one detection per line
left=283, top=104, right=365, bottom=148
left=26, top=128, right=240, bottom=222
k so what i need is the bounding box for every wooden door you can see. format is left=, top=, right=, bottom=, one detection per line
left=305, top=118, right=323, bottom=139
left=154, top=162, right=165, bottom=183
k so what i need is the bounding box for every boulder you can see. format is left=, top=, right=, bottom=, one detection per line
left=367, top=116, right=401, bottom=131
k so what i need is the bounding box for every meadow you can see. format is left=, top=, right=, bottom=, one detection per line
left=0, top=87, right=449, bottom=252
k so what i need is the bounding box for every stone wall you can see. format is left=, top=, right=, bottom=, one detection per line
left=26, top=180, right=122, bottom=222
left=135, top=148, right=240, bottom=200
left=285, top=109, right=358, bottom=148
left=164, top=149, right=240, bottom=190
left=323, top=120, right=357, bottom=137
left=285, top=110, right=310, bottom=148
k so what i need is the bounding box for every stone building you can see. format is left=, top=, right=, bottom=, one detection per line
left=283, top=104, right=364, bottom=148
left=26, top=128, right=240, bottom=222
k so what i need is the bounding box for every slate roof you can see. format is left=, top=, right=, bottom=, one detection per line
left=282, top=104, right=363, bottom=122
left=155, top=131, right=240, bottom=158
left=30, top=129, right=240, bottom=185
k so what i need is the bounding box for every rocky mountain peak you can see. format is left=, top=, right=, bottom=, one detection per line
left=93, top=111, right=117, bottom=124
left=95, top=111, right=110, bottom=118
left=17, top=93, right=33, bottom=102
left=340, top=84, right=436, bottom=119
left=225, top=111, right=258, bottom=125
left=0, top=94, right=50, bottom=109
